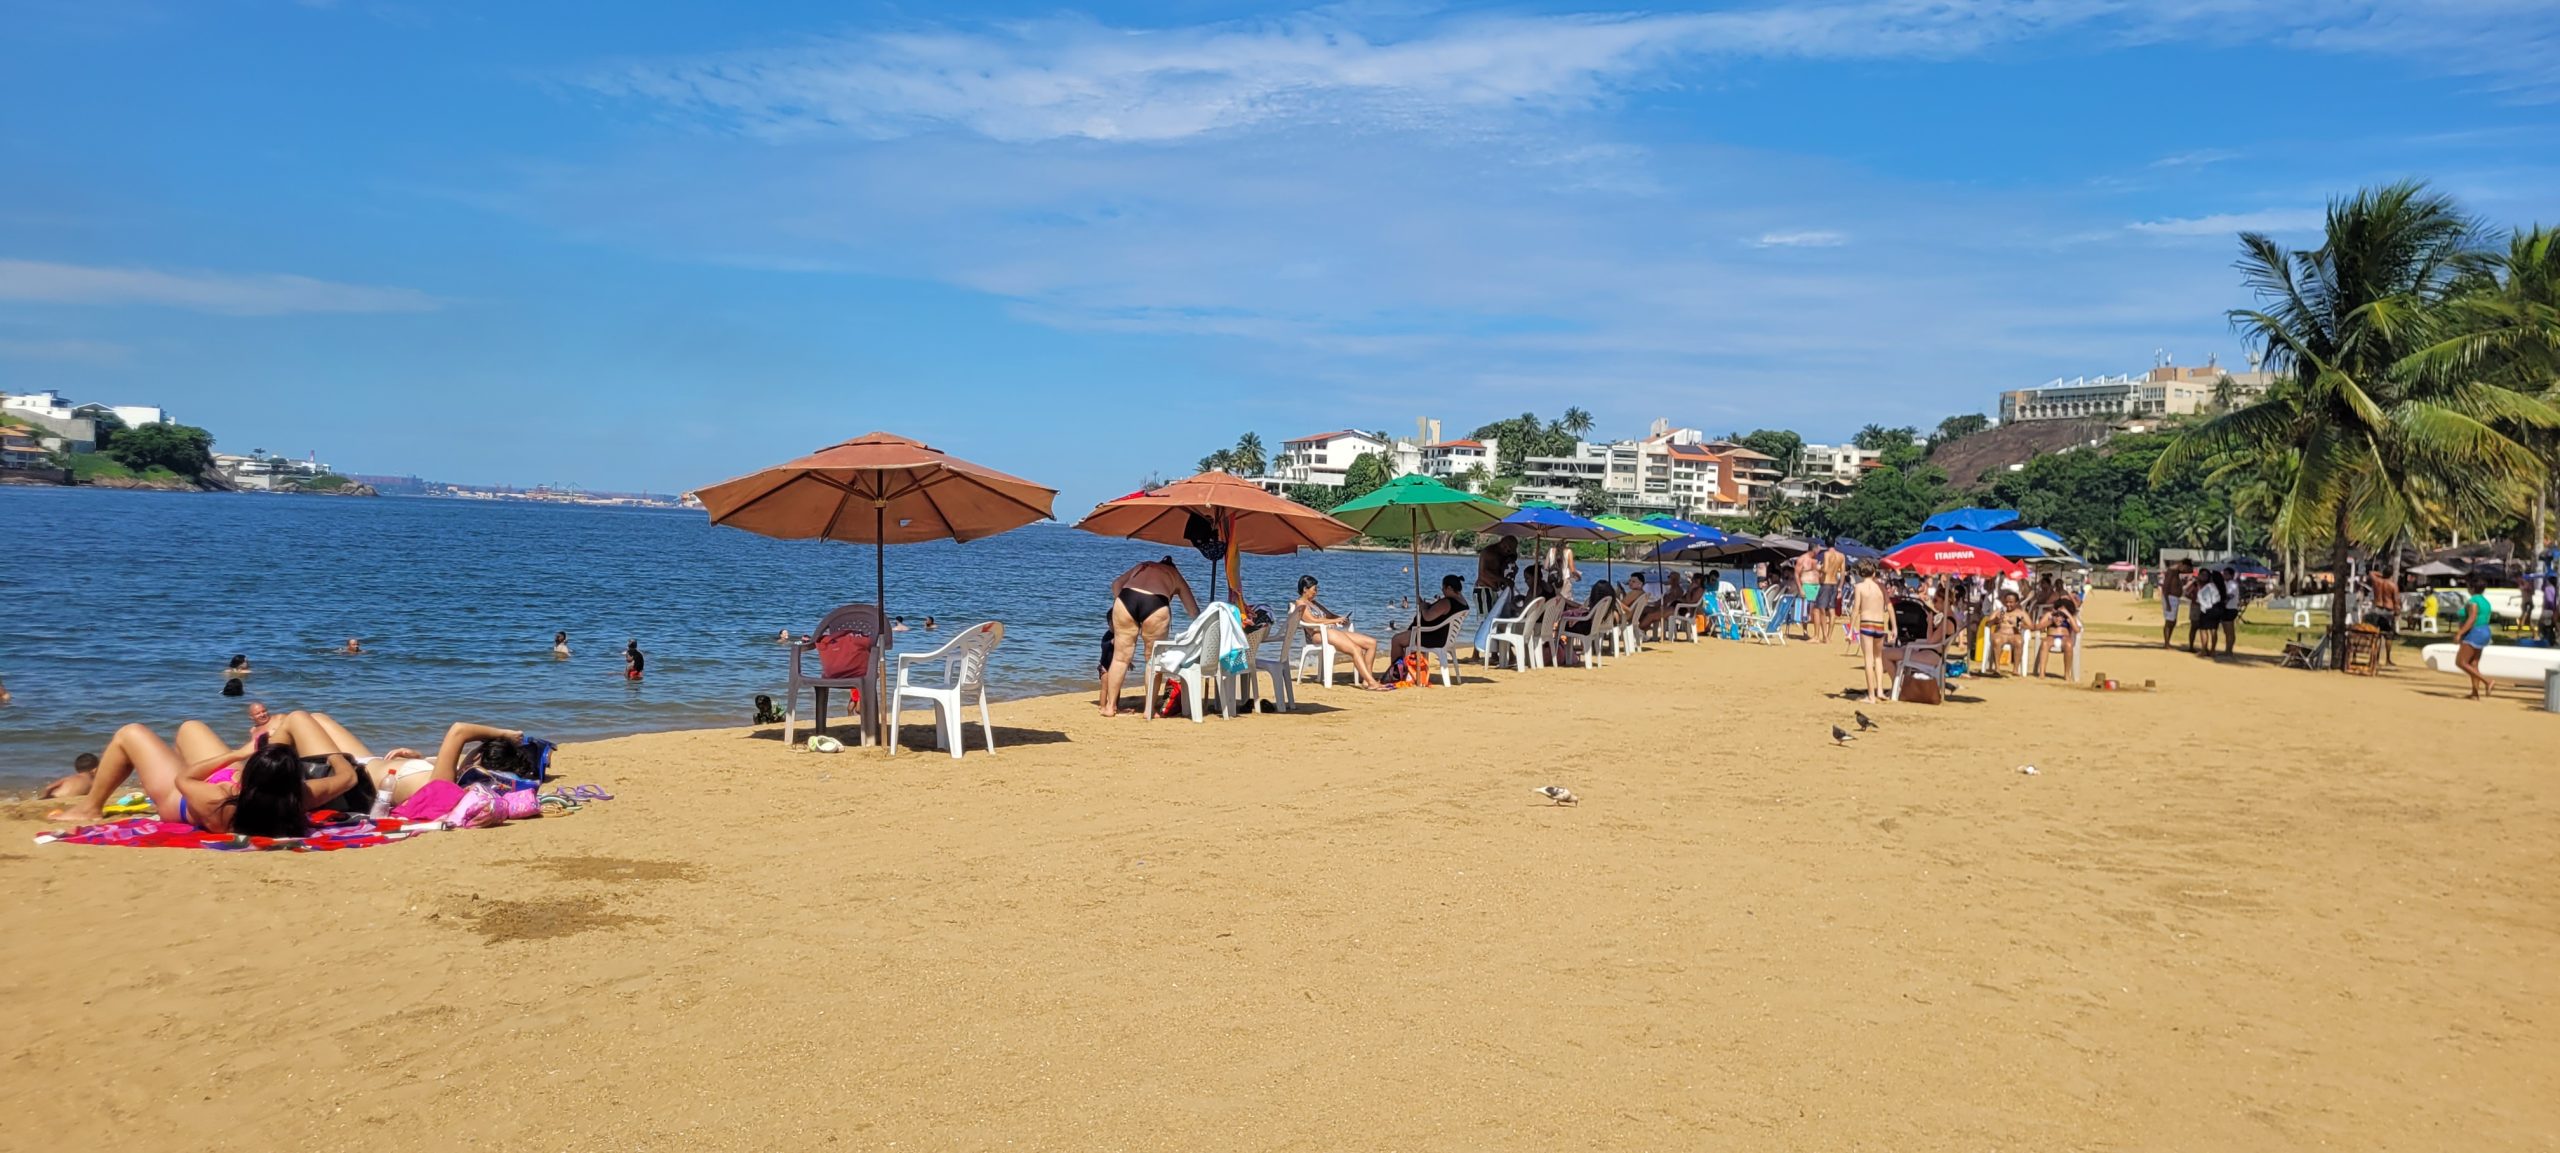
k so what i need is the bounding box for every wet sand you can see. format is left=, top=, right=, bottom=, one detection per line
left=4, top=591, right=2554, bottom=1151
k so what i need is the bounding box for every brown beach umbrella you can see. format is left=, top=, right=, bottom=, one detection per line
left=696, top=430, right=1058, bottom=628
left=1073, top=471, right=1356, bottom=601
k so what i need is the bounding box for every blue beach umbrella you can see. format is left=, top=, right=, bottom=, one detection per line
left=1486, top=506, right=1617, bottom=599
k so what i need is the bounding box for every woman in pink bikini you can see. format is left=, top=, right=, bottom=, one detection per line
left=48, top=711, right=363, bottom=835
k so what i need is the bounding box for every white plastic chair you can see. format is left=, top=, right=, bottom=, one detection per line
left=1667, top=589, right=1706, bottom=642
left=1890, top=643, right=1948, bottom=703
left=785, top=604, right=891, bottom=747
left=1295, top=613, right=1352, bottom=688
left=1561, top=598, right=1614, bottom=668
left=1611, top=591, right=1649, bottom=656
left=1149, top=612, right=1242, bottom=722
left=886, top=622, right=1003, bottom=758
left=1402, top=607, right=1469, bottom=686
left=1484, top=596, right=1545, bottom=670
left=1244, top=603, right=1303, bottom=712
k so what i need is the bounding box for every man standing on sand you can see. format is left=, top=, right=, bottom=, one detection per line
left=1820, top=541, right=1848, bottom=642
left=1474, top=535, right=1518, bottom=617
left=2366, top=568, right=2401, bottom=666
left=1791, top=547, right=1821, bottom=640
left=2160, top=560, right=2187, bottom=649
left=1850, top=560, right=1893, bottom=703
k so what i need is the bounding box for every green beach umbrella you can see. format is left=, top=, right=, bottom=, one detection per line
left=1591, top=515, right=1680, bottom=582
left=1329, top=474, right=1517, bottom=607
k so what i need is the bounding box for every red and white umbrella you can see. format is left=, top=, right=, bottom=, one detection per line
left=1882, top=541, right=2027, bottom=580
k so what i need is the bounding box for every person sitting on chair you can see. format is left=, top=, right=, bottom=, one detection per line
left=1392, top=575, right=1470, bottom=667
left=1291, top=575, right=1391, bottom=691
left=1989, top=591, right=2029, bottom=675
left=1557, top=578, right=1617, bottom=666
left=2033, top=596, right=2081, bottom=678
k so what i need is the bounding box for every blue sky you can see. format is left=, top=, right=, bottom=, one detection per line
left=3, top=0, right=2555, bottom=510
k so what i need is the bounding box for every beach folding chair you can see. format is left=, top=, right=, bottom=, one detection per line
left=886, top=622, right=1003, bottom=757
left=786, top=603, right=892, bottom=747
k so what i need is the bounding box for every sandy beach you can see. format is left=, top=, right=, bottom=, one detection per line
left=5, top=590, right=2555, bottom=1152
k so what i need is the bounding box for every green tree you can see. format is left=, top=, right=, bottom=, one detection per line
left=1341, top=452, right=1392, bottom=499
left=2410, top=225, right=2560, bottom=549
left=2156, top=182, right=2559, bottom=665
left=1734, top=429, right=1803, bottom=476
left=1825, top=462, right=1947, bottom=546
left=90, top=411, right=128, bottom=451
left=1933, top=414, right=1990, bottom=443
left=1283, top=483, right=1337, bottom=509
left=1569, top=481, right=1611, bottom=518
left=1457, top=461, right=1491, bottom=494
left=105, top=422, right=215, bottom=477
left=1852, top=424, right=1919, bottom=452
left=1196, top=449, right=1234, bottom=473
left=1230, top=432, right=1267, bottom=476
left=1561, top=407, right=1595, bottom=438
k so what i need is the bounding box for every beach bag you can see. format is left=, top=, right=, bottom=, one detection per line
left=1154, top=679, right=1186, bottom=719
left=493, top=789, right=542, bottom=822
left=817, top=631, right=875, bottom=680
left=443, top=785, right=506, bottom=829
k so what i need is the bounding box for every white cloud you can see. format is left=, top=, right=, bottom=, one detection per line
left=2126, top=209, right=2325, bottom=237
left=1754, top=230, right=1848, bottom=248
left=0, top=259, right=441, bottom=316
left=2151, top=149, right=2239, bottom=168
left=583, top=1, right=2560, bottom=145
left=0, top=337, right=129, bottom=364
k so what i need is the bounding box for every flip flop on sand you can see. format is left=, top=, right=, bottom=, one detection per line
left=567, top=784, right=615, bottom=802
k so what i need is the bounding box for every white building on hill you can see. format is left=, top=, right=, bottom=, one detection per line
left=1258, top=429, right=1393, bottom=492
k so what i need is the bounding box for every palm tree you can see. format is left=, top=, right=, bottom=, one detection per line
left=2156, top=182, right=2557, bottom=665
left=1458, top=461, right=1492, bottom=494
left=1197, top=449, right=1234, bottom=474
left=1230, top=432, right=1267, bottom=477
left=1561, top=407, right=1595, bottom=439
left=2408, top=226, right=2560, bottom=553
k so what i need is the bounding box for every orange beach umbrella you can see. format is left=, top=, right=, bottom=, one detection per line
left=696, top=430, right=1058, bottom=624
left=1073, top=470, right=1356, bottom=601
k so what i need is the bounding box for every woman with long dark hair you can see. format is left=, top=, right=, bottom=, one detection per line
left=291, top=712, right=540, bottom=806
left=46, top=716, right=356, bottom=836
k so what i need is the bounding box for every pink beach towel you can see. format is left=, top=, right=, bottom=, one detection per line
left=392, top=779, right=465, bottom=821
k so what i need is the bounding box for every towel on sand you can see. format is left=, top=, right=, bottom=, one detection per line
left=35, top=814, right=425, bottom=852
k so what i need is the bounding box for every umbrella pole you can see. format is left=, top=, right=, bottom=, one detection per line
left=873, top=503, right=886, bottom=748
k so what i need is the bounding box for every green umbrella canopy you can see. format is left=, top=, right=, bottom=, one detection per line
left=1328, top=474, right=1517, bottom=606
left=1330, top=474, right=1517, bottom=536
left=1592, top=515, right=1681, bottom=539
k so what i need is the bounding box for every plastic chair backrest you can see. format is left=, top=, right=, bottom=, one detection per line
left=816, top=604, right=891, bottom=650
left=952, top=622, right=1003, bottom=688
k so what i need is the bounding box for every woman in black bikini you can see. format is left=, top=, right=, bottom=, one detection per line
left=1391, top=574, right=1471, bottom=667
left=1099, top=556, right=1201, bottom=716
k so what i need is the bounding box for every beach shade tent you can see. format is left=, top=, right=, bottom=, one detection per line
left=1920, top=508, right=2025, bottom=532
left=2408, top=559, right=2467, bottom=579
left=1882, top=540, right=2028, bottom=580
left=696, top=431, right=1059, bottom=738
left=1072, top=470, right=1357, bottom=602
left=1328, top=474, right=1516, bottom=606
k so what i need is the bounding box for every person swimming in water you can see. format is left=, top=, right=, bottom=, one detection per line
left=342, top=637, right=363, bottom=654
left=220, top=654, right=252, bottom=697
left=625, top=640, right=645, bottom=681
left=554, top=630, right=571, bottom=658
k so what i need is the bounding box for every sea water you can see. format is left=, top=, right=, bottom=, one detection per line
left=0, top=486, right=1491, bottom=788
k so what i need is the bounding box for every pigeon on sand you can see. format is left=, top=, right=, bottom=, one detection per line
left=1855, top=710, right=1877, bottom=731
left=1533, top=786, right=1579, bottom=805
left=1832, top=725, right=1855, bottom=745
